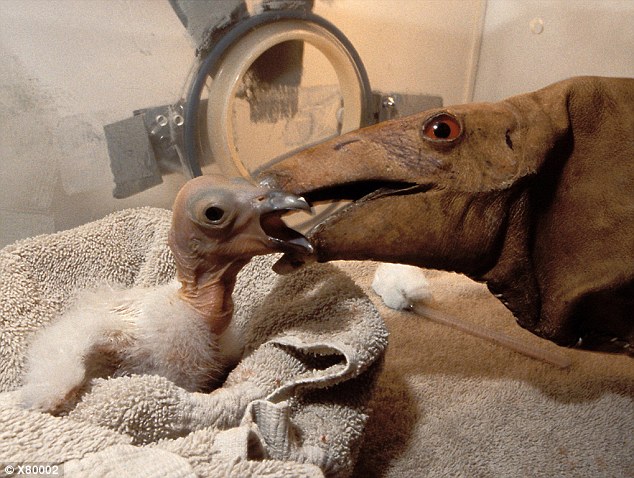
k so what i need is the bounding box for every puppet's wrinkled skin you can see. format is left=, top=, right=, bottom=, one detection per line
left=260, top=76, right=634, bottom=355
left=21, top=175, right=311, bottom=412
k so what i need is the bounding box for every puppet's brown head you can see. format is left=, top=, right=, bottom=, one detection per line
left=259, top=76, right=634, bottom=354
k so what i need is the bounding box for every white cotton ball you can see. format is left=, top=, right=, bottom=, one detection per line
left=372, top=263, right=433, bottom=310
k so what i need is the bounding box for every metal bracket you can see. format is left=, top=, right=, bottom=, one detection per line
left=372, top=92, right=443, bottom=122
left=105, top=2, right=443, bottom=197
left=105, top=103, right=188, bottom=198
left=105, top=92, right=442, bottom=198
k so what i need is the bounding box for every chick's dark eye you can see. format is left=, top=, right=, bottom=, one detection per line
left=204, top=206, right=225, bottom=222
left=422, top=113, right=462, bottom=142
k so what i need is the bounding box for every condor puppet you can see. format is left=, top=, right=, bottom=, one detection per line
left=260, top=76, right=634, bottom=355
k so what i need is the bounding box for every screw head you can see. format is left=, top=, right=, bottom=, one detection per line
left=530, top=17, right=544, bottom=34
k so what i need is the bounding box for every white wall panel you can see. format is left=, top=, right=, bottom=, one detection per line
left=474, top=0, right=634, bottom=102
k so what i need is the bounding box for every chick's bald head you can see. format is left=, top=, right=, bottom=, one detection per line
left=169, top=175, right=313, bottom=273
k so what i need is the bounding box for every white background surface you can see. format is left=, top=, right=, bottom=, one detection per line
left=1, top=0, right=632, bottom=247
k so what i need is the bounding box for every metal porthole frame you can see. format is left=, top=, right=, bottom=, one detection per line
left=182, top=9, right=372, bottom=179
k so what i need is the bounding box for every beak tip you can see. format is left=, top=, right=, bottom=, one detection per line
left=297, top=196, right=312, bottom=213
left=272, top=251, right=316, bottom=274
left=266, top=192, right=312, bottom=214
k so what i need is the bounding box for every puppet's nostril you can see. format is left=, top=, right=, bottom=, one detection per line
left=505, top=130, right=514, bottom=150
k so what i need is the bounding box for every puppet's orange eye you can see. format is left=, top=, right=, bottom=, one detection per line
left=421, top=113, right=462, bottom=142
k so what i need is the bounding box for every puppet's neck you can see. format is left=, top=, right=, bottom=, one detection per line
left=176, top=258, right=250, bottom=335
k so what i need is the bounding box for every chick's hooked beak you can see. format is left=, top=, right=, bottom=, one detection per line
left=256, top=189, right=314, bottom=255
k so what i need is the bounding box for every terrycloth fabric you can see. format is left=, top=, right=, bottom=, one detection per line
left=338, top=261, right=634, bottom=478
left=0, top=207, right=387, bottom=478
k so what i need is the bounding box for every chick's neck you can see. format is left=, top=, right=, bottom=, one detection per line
left=176, top=257, right=250, bottom=335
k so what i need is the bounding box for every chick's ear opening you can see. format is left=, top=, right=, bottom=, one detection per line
left=204, top=206, right=225, bottom=223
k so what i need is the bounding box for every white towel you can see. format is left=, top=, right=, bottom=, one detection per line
left=0, top=207, right=387, bottom=477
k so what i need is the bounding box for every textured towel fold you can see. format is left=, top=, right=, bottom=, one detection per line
left=0, top=207, right=387, bottom=477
